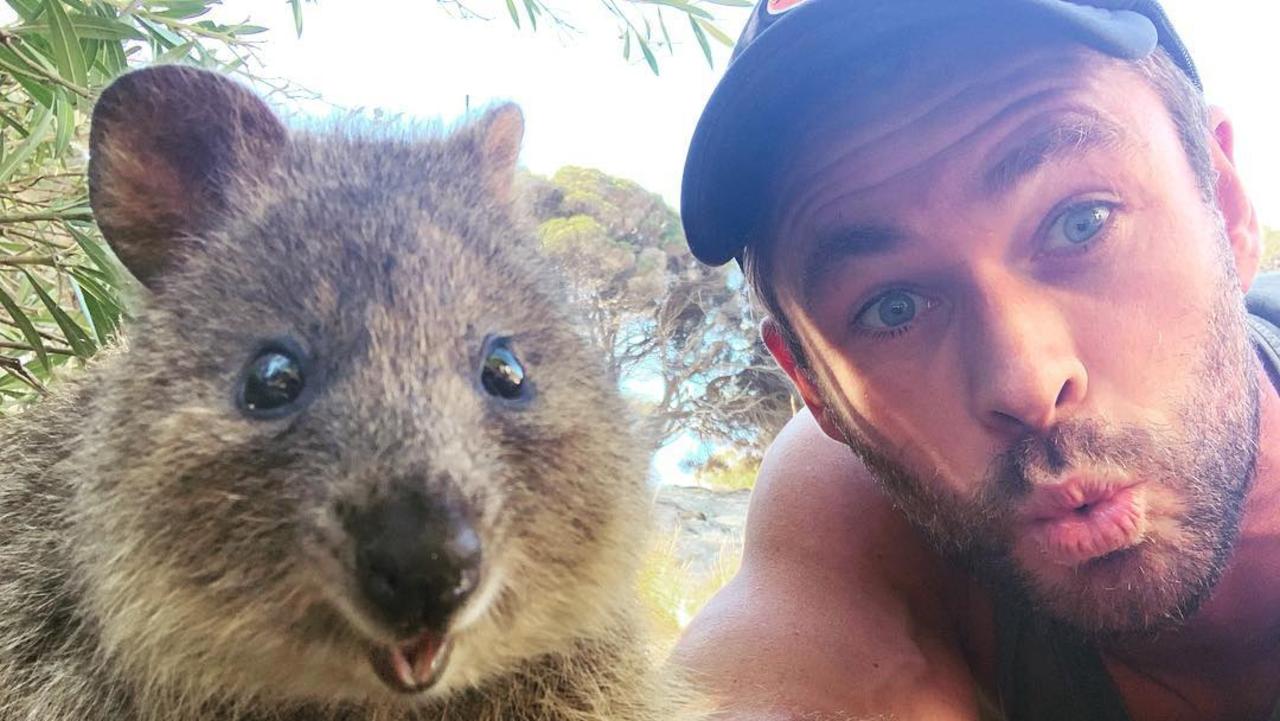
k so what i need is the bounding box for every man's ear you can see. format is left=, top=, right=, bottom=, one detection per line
left=1206, top=107, right=1262, bottom=290
left=89, top=65, right=287, bottom=288
left=761, top=316, right=846, bottom=443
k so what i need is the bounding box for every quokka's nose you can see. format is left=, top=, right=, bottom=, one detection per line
left=349, top=490, right=483, bottom=636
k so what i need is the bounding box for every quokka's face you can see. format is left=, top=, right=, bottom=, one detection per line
left=71, top=66, right=648, bottom=706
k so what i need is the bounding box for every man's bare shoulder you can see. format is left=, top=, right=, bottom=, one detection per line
left=672, top=411, right=979, bottom=720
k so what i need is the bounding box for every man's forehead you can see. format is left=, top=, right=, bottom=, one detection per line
left=781, top=19, right=1093, bottom=144
left=765, top=61, right=1169, bottom=310
left=768, top=44, right=1146, bottom=236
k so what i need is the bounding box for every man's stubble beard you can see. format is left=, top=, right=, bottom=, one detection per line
left=810, top=253, right=1261, bottom=639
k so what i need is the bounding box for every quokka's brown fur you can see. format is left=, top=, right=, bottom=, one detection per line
left=0, top=66, right=699, bottom=721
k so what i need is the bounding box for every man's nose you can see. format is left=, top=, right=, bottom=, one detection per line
left=963, top=277, right=1088, bottom=437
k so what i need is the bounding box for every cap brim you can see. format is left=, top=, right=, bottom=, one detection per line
left=681, top=0, right=1159, bottom=266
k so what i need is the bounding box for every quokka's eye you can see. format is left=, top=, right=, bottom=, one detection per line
left=239, top=345, right=306, bottom=417
left=480, top=337, right=528, bottom=401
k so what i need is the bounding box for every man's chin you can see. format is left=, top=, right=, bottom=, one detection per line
left=1010, top=537, right=1225, bottom=639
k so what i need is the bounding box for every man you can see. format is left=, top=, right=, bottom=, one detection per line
left=675, top=1, right=1279, bottom=720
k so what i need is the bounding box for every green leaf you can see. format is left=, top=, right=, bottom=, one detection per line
left=0, top=101, right=54, bottom=185
left=0, top=364, right=43, bottom=393
left=97, top=36, right=127, bottom=75
left=91, top=3, right=128, bottom=74
left=0, top=285, right=49, bottom=371
left=521, top=0, right=538, bottom=30
left=504, top=0, right=520, bottom=28
left=12, top=74, right=55, bottom=107
left=656, top=7, right=672, bottom=54
left=635, top=0, right=714, bottom=20
left=696, top=18, right=734, bottom=46
left=43, top=0, right=90, bottom=88
left=21, top=269, right=95, bottom=357
left=0, top=109, right=30, bottom=137
left=14, top=14, right=147, bottom=41
left=290, top=0, right=304, bottom=37
left=65, top=223, right=123, bottom=286
left=623, top=28, right=631, bottom=60
left=154, top=39, right=195, bottom=63
left=53, top=89, right=73, bottom=157
left=638, top=36, right=659, bottom=75
left=68, top=269, right=122, bottom=344
left=5, top=0, right=43, bottom=22
left=153, top=1, right=211, bottom=19
left=0, top=44, right=55, bottom=105
left=137, top=16, right=181, bottom=50
left=68, top=274, right=96, bottom=341
left=689, top=14, right=712, bottom=67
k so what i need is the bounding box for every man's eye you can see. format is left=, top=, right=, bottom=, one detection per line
left=854, top=289, right=929, bottom=332
left=1044, top=201, right=1115, bottom=252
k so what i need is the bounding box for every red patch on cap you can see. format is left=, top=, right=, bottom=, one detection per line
left=767, top=0, right=809, bottom=14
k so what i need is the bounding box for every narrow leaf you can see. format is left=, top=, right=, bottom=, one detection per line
left=154, top=39, right=195, bottom=64
left=638, top=36, right=659, bottom=75
left=65, top=223, right=123, bottom=285
left=43, top=0, right=90, bottom=88
left=505, top=0, right=521, bottom=28
left=696, top=18, right=734, bottom=46
left=5, top=0, right=43, bottom=22
left=689, top=14, right=712, bottom=67
left=53, top=89, right=73, bottom=157
left=153, top=1, right=211, bottom=19
left=657, top=7, right=672, bottom=54
left=0, top=285, right=49, bottom=371
left=68, top=269, right=121, bottom=344
left=14, top=14, right=146, bottom=41
left=91, top=4, right=128, bottom=74
left=97, top=36, right=127, bottom=74
left=11, top=74, right=55, bottom=107
left=636, top=0, right=713, bottom=20
left=521, top=0, right=538, bottom=30
left=68, top=274, right=97, bottom=341
left=137, top=16, right=180, bottom=50
left=0, top=101, right=54, bottom=184
left=21, top=269, right=95, bottom=357
left=0, top=364, right=44, bottom=393
left=0, top=109, right=30, bottom=137
left=289, top=0, right=304, bottom=36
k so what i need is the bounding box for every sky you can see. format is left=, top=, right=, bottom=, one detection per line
left=213, top=0, right=1280, bottom=223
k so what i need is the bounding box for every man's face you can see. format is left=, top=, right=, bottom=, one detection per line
left=767, top=31, right=1261, bottom=637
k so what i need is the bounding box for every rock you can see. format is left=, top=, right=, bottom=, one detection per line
left=651, top=485, right=751, bottom=579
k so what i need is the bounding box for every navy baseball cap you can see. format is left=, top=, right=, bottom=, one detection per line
left=681, top=0, right=1201, bottom=267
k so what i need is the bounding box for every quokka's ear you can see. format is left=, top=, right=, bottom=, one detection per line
left=88, top=65, right=287, bottom=287
left=475, top=103, right=524, bottom=204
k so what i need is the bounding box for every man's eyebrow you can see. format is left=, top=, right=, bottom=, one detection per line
left=800, top=224, right=904, bottom=311
left=983, top=114, right=1131, bottom=197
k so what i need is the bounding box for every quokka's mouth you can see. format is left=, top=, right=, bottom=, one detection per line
left=367, top=631, right=452, bottom=694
